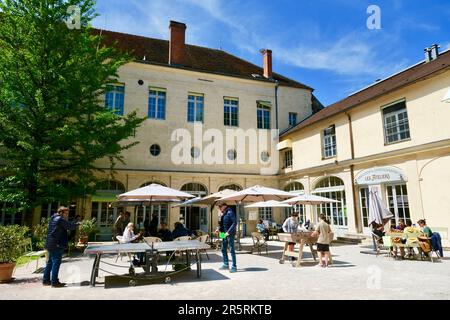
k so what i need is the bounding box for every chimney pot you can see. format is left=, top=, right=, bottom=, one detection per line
left=424, top=47, right=432, bottom=62
left=169, top=21, right=187, bottom=66
left=430, top=44, right=440, bottom=60
left=260, top=49, right=273, bottom=79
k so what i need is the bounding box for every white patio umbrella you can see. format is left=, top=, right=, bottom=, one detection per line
left=282, top=194, right=339, bottom=205
left=112, top=184, right=195, bottom=226
left=368, top=186, right=393, bottom=226
left=117, top=184, right=195, bottom=202
left=217, top=185, right=296, bottom=250
left=245, top=200, right=292, bottom=208
left=217, top=185, right=296, bottom=203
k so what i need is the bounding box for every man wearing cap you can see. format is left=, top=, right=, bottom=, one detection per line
left=43, top=206, right=79, bottom=288
left=216, top=203, right=237, bottom=273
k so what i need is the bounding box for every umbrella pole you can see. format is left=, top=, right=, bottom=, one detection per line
left=236, top=201, right=242, bottom=251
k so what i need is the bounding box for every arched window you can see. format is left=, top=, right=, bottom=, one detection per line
left=313, top=177, right=347, bottom=227
left=137, top=181, right=169, bottom=231
left=180, top=183, right=208, bottom=233
left=181, top=183, right=208, bottom=197
left=219, top=184, right=242, bottom=192
left=284, top=182, right=305, bottom=222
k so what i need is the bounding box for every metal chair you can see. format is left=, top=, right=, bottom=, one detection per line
left=174, top=236, right=192, bottom=241
left=144, top=236, right=162, bottom=244
left=115, top=236, right=132, bottom=263
left=197, top=235, right=210, bottom=260
left=251, top=232, right=268, bottom=255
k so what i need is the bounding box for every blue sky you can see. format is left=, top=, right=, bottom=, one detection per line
left=92, top=0, right=450, bottom=106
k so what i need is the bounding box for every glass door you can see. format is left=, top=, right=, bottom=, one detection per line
left=386, top=184, right=410, bottom=226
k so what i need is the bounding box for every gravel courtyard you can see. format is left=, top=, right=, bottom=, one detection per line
left=1, top=238, right=449, bottom=300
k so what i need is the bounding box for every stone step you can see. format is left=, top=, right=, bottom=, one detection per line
left=335, top=236, right=363, bottom=244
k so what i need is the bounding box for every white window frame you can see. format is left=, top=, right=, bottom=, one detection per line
left=224, top=97, right=239, bottom=127
left=187, top=93, right=204, bottom=123
left=284, top=149, right=293, bottom=168
left=257, top=102, right=271, bottom=129
left=105, top=83, right=125, bottom=115
left=289, top=112, right=298, bottom=127
left=382, top=101, right=410, bottom=144
left=148, top=87, right=166, bottom=120
left=322, top=125, right=337, bottom=159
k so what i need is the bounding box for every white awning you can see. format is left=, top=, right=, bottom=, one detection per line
left=277, top=139, right=292, bottom=151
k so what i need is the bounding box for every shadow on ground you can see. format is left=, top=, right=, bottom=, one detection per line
left=103, top=268, right=229, bottom=289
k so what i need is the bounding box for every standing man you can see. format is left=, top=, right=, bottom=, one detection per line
left=113, top=210, right=125, bottom=240
left=43, top=206, right=79, bottom=287
left=216, top=203, right=237, bottom=273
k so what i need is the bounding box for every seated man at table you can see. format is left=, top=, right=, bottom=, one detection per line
left=157, top=222, right=173, bottom=242
left=256, top=219, right=269, bottom=241
left=172, top=222, right=193, bottom=239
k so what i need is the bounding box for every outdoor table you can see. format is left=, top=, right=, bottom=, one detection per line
left=84, top=240, right=210, bottom=287
left=278, top=232, right=320, bottom=267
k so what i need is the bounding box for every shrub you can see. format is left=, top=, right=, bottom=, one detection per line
left=0, top=225, right=29, bottom=264
left=32, top=218, right=49, bottom=250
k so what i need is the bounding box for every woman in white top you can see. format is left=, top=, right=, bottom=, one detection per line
left=282, top=212, right=299, bottom=260
left=122, top=223, right=143, bottom=243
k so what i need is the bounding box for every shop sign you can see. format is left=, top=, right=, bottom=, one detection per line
left=355, top=167, right=405, bottom=185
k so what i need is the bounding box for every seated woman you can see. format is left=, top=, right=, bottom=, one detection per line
left=123, top=223, right=144, bottom=243
left=122, top=223, right=144, bottom=265
left=256, top=219, right=269, bottom=241
left=401, top=220, right=422, bottom=258
left=371, top=222, right=385, bottom=238
left=418, top=219, right=433, bottom=238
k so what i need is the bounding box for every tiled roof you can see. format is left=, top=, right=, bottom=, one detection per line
left=281, top=49, right=450, bottom=137
left=95, top=29, right=313, bottom=90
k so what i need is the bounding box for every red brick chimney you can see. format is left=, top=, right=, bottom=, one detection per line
left=260, top=49, right=273, bottom=78
left=169, top=21, right=187, bottom=66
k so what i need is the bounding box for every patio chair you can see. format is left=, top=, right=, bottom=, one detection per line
left=174, top=236, right=192, bottom=241
left=197, top=235, right=210, bottom=260
left=115, top=236, right=132, bottom=263
left=144, top=236, right=162, bottom=244
left=19, top=238, right=48, bottom=272
left=371, top=232, right=383, bottom=255
left=251, top=232, right=268, bottom=255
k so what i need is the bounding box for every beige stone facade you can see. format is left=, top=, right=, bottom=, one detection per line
left=279, top=68, right=450, bottom=244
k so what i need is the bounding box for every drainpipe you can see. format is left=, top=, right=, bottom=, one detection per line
left=346, top=112, right=361, bottom=233
left=275, top=81, right=279, bottom=130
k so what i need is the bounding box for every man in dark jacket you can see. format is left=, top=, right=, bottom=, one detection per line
left=216, top=203, right=237, bottom=272
left=43, top=206, right=79, bottom=287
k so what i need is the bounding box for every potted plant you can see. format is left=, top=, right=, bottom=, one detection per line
left=0, top=225, right=29, bottom=282
left=78, top=218, right=98, bottom=244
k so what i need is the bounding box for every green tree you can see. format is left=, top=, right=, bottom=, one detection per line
left=0, top=0, right=145, bottom=219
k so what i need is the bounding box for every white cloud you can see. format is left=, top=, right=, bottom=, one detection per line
left=268, top=33, right=409, bottom=76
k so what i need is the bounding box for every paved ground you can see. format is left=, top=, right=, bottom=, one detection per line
left=1, top=238, right=449, bottom=300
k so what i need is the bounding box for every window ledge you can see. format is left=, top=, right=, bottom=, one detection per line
left=384, top=138, right=411, bottom=146
left=322, top=156, right=337, bottom=161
